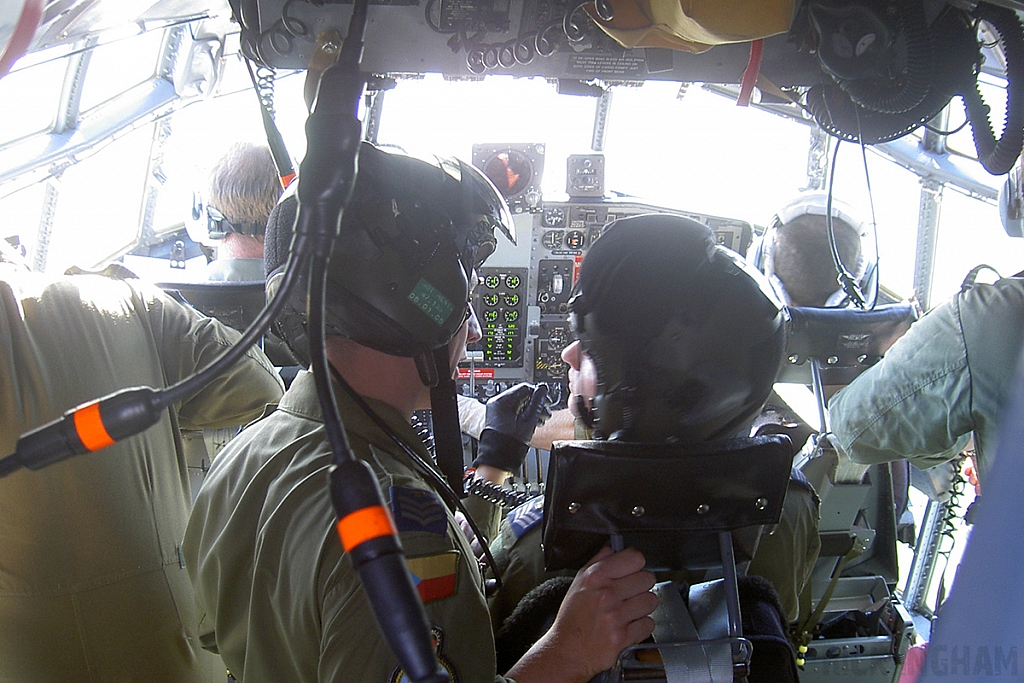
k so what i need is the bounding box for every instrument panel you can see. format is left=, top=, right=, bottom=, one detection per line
left=470, top=267, right=528, bottom=367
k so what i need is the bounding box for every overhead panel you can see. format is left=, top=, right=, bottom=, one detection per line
left=233, top=0, right=820, bottom=84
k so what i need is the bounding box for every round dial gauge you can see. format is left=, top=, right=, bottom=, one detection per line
left=543, top=207, right=566, bottom=227
left=542, top=230, right=563, bottom=249
left=482, top=150, right=532, bottom=198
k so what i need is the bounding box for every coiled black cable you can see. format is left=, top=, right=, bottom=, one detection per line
left=962, top=2, right=1024, bottom=175
left=933, top=456, right=967, bottom=610
left=249, top=62, right=278, bottom=117
left=411, top=414, right=538, bottom=509
left=806, top=6, right=978, bottom=145
left=843, top=0, right=932, bottom=115
left=465, top=477, right=537, bottom=509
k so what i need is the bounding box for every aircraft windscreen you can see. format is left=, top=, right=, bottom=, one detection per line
left=0, top=19, right=1021, bottom=304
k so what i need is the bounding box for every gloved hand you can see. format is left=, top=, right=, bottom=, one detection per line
left=537, top=382, right=560, bottom=424
left=473, top=383, right=550, bottom=472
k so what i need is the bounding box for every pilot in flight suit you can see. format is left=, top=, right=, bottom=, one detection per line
left=198, top=142, right=283, bottom=283
left=184, top=142, right=658, bottom=683
left=488, top=214, right=820, bottom=635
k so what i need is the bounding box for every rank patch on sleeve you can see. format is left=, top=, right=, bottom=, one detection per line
left=406, top=551, right=459, bottom=603
left=508, top=495, right=545, bottom=540
left=390, top=486, right=448, bottom=536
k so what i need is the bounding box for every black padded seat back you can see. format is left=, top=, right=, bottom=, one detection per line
left=778, top=303, right=917, bottom=385
left=542, top=434, right=793, bottom=572
left=159, top=280, right=266, bottom=332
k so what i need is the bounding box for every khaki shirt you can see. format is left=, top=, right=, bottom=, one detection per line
left=0, top=268, right=284, bottom=682
left=830, top=276, right=1024, bottom=485
left=185, top=370, right=511, bottom=683
left=489, top=478, right=818, bottom=627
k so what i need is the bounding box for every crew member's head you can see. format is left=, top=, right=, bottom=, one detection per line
left=201, top=143, right=282, bottom=259
left=561, top=338, right=597, bottom=420
left=753, top=193, right=869, bottom=307
left=264, top=142, right=514, bottom=383
left=566, top=213, right=788, bottom=443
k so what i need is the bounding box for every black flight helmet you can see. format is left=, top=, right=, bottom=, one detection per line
left=569, top=213, right=788, bottom=443
left=265, top=142, right=514, bottom=368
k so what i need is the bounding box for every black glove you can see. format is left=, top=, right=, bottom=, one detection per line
left=536, top=382, right=559, bottom=425
left=473, top=383, right=550, bottom=472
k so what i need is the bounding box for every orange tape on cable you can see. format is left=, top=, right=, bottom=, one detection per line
left=73, top=402, right=115, bottom=452
left=336, top=505, right=397, bottom=552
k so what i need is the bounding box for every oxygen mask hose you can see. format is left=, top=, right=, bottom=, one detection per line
left=296, top=3, right=446, bottom=681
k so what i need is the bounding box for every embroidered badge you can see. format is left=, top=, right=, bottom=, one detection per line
left=508, top=495, right=545, bottom=540
left=406, top=551, right=459, bottom=603
left=390, top=486, right=448, bottom=536
left=408, top=278, right=455, bottom=327
left=388, top=627, right=458, bottom=683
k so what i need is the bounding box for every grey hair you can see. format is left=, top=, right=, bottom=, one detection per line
left=207, top=143, right=281, bottom=227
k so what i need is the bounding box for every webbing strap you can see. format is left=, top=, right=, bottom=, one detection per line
left=652, top=582, right=734, bottom=683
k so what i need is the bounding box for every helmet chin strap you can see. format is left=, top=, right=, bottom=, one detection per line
left=575, top=395, right=597, bottom=432
left=424, top=347, right=467, bottom=497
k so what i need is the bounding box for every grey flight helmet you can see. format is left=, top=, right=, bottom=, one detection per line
left=264, top=141, right=514, bottom=373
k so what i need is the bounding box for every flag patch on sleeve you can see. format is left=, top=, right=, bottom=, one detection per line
left=406, top=551, right=459, bottom=603
left=390, top=485, right=448, bottom=536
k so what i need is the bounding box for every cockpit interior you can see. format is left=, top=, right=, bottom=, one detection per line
left=3, top=1, right=1024, bottom=681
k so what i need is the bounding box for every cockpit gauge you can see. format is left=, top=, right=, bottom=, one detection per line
left=543, top=207, right=566, bottom=227
left=542, top=230, right=563, bottom=249
left=473, top=144, right=545, bottom=214
left=547, top=326, right=569, bottom=349
left=483, top=150, right=532, bottom=199
left=465, top=266, right=528, bottom=370
left=566, top=154, right=605, bottom=198
left=565, top=230, right=586, bottom=249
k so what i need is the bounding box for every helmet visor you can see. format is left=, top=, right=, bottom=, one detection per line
left=454, top=158, right=516, bottom=265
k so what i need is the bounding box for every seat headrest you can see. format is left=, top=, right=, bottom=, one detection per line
left=542, top=434, right=793, bottom=572
left=778, top=302, right=918, bottom=386
left=158, top=281, right=266, bottom=332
